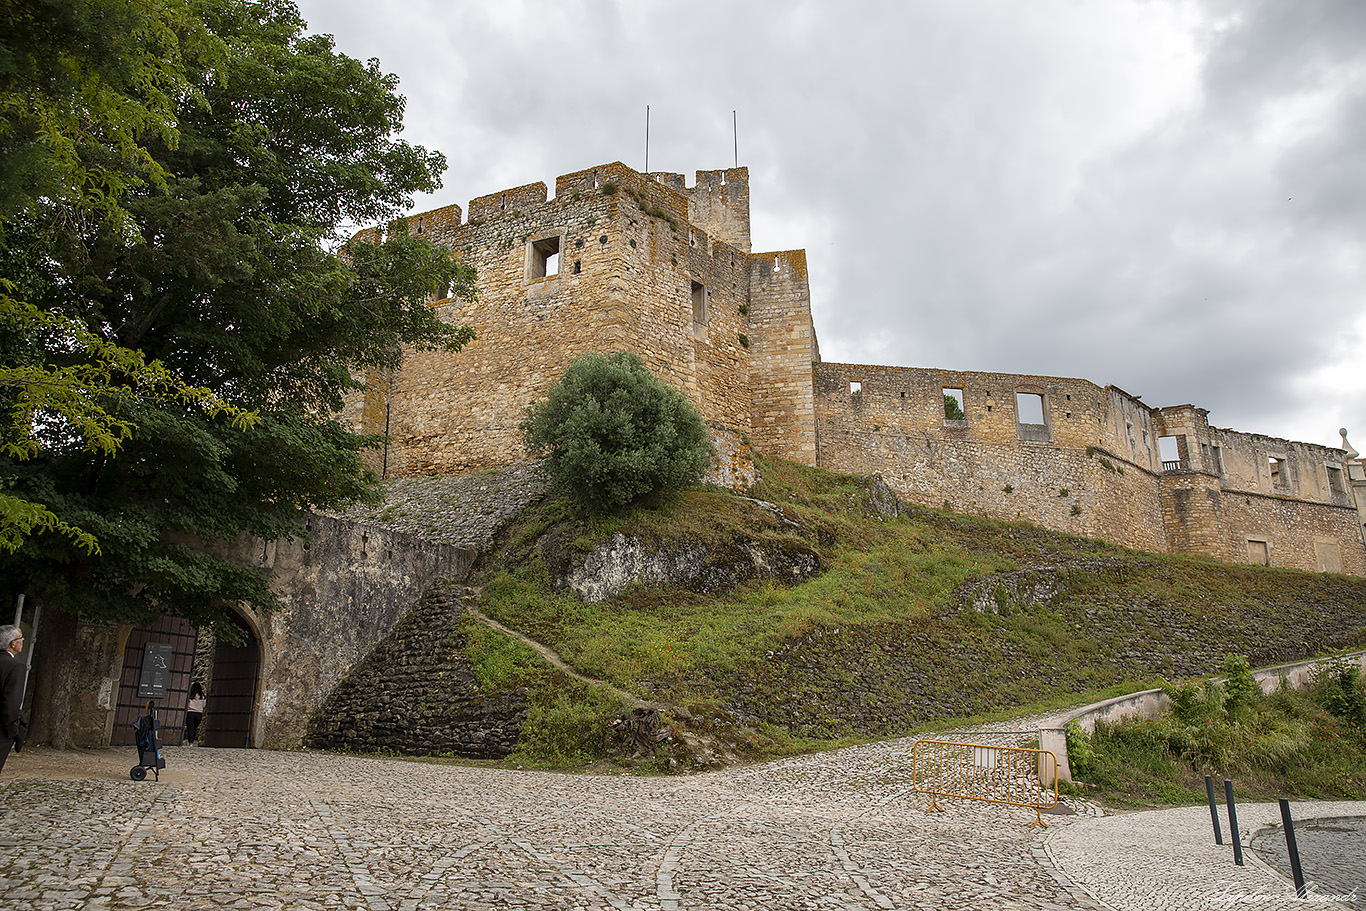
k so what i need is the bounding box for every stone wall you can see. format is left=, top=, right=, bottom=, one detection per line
left=748, top=250, right=819, bottom=464
left=813, top=362, right=1168, bottom=553
left=1156, top=405, right=1364, bottom=572
left=1218, top=489, right=1366, bottom=575
left=334, top=158, right=1362, bottom=577
left=812, top=361, right=1365, bottom=573
left=340, top=163, right=777, bottom=476
left=339, top=162, right=820, bottom=481
left=217, top=515, right=475, bottom=748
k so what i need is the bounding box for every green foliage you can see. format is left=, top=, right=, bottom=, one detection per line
left=1221, top=654, right=1260, bottom=720
left=510, top=681, right=630, bottom=769
left=1311, top=657, right=1366, bottom=727
left=0, top=0, right=221, bottom=230
left=943, top=393, right=965, bottom=420
left=521, top=350, right=712, bottom=514
left=1076, top=677, right=1366, bottom=808
left=0, top=0, right=474, bottom=641
left=1064, top=719, right=1095, bottom=778
left=468, top=455, right=1366, bottom=770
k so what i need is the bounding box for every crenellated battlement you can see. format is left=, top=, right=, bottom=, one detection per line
left=467, top=180, right=549, bottom=223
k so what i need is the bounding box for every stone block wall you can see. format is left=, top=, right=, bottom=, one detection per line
left=344, top=163, right=782, bottom=476
left=813, top=362, right=1167, bottom=552
left=1217, top=489, right=1365, bottom=575
left=337, top=158, right=1361, bottom=577
left=748, top=250, right=818, bottom=464
left=217, top=515, right=475, bottom=748
left=341, top=161, right=823, bottom=478
left=1158, top=470, right=1233, bottom=562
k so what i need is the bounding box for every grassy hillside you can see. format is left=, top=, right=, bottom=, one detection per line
left=458, top=455, right=1366, bottom=770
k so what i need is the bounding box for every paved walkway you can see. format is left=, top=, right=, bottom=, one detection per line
left=0, top=733, right=1359, bottom=910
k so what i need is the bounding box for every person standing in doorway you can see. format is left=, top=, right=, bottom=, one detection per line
left=184, top=682, right=205, bottom=745
left=0, top=625, right=28, bottom=772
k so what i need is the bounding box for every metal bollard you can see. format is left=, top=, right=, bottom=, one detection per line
left=1205, top=775, right=1224, bottom=845
left=1278, top=798, right=1307, bottom=898
left=1224, top=779, right=1243, bottom=866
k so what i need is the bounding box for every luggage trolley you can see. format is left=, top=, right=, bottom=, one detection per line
left=130, top=701, right=166, bottom=781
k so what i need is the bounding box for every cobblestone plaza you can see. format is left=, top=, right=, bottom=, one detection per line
left=0, top=732, right=1360, bottom=910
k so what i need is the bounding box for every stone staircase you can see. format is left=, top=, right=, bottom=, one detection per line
left=303, top=582, right=527, bottom=759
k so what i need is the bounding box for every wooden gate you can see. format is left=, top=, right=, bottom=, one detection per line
left=112, top=616, right=197, bottom=746
left=202, top=618, right=259, bottom=749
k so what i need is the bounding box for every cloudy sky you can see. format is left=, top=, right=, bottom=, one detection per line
left=294, top=0, right=1365, bottom=450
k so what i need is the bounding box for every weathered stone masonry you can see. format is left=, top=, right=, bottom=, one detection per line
left=340, top=162, right=816, bottom=476
left=356, top=159, right=1363, bottom=577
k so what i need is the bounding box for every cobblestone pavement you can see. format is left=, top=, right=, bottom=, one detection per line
left=1, top=733, right=1358, bottom=910
left=1250, top=815, right=1366, bottom=909
left=1047, top=801, right=1366, bottom=911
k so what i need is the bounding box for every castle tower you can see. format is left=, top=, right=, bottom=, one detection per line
left=339, top=162, right=818, bottom=476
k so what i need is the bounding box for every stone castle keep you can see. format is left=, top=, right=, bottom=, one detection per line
left=345, top=159, right=1366, bottom=578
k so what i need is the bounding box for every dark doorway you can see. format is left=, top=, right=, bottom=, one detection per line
left=202, top=613, right=259, bottom=748
left=112, top=616, right=197, bottom=746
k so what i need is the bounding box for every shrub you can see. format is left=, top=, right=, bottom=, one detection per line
left=1312, top=658, right=1366, bottom=727
left=1065, top=720, right=1095, bottom=778
left=1221, top=654, right=1259, bottom=720
left=521, top=350, right=712, bottom=513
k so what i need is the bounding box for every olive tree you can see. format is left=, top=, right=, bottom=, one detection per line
left=521, top=351, right=712, bottom=513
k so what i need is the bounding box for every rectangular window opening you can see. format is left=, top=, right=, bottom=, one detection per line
left=1211, top=445, right=1224, bottom=475
left=1015, top=392, right=1045, bottom=424
left=1269, top=456, right=1287, bottom=488
left=943, top=388, right=965, bottom=422
left=1015, top=392, right=1048, bottom=441
left=1159, top=435, right=1182, bottom=470
left=1328, top=465, right=1345, bottom=494
left=529, top=236, right=560, bottom=279
left=1248, top=539, right=1270, bottom=566
left=691, top=280, right=707, bottom=323
left=849, top=381, right=862, bottom=396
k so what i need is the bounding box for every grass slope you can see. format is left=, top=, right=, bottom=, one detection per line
left=461, top=455, right=1366, bottom=771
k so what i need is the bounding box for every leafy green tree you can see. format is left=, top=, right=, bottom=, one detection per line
left=944, top=392, right=965, bottom=421
left=0, top=0, right=245, bottom=552
left=0, top=0, right=475, bottom=745
left=522, top=351, right=712, bottom=514
left=0, top=0, right=220, bottom=229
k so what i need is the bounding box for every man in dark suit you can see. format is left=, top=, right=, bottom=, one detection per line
left=0, top=624, right=27, bottom=772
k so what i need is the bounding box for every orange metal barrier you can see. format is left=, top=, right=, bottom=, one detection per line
left=911, top=739, right=1060, bottom=828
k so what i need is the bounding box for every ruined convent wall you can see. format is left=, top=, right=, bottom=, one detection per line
left=814, top=362, right=1169, bottom=553
left=1154, top=405, right=1364, bottom=573
left=810, top=361, right=1362, bottom=572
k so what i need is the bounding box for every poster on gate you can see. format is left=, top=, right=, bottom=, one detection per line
left=137, top=642, right=174, bottom=699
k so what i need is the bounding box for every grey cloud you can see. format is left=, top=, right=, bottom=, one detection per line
left=295, top=0, right=1365, bottom=446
